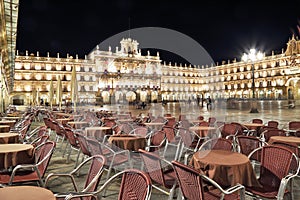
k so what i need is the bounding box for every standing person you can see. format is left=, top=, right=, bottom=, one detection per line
left=207, top=96, right=212, bottom=110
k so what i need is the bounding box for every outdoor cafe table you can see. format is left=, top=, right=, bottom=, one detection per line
left=0, top=120, right=16, bottom=129
left=189, top=150, right=261, bottom=188
left=268, top=136, right=300, bottom=146
left=189, top=126, right=216, bottom=137
left=0, top=186, right=55, bottom=200
left=243, top=123, right=264, bottom=130
left=56, top=118, right=73, bottom=125
left=67, top=121, right=89, bottom=129
left=85, top=126, right=112, bottom=138
left=108, top=134, right=146, bottom=151
left=0, top=133, right=19, bottom=144
left=0, top=125, right=10, bottom=133
left=0, top=144, right=34, bottom=170
left=1, top=116, right=21, bottom=121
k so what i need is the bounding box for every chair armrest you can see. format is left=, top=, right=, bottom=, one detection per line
left=45, top=173, right=78, bottom=191
left=201, top=174, right=245, bottom=196
left=65, top=170, right=126, bottom=200
left=64, top=192, right=97, bottom=200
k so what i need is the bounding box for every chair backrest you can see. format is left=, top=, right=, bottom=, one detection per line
left=75, top=132, right=92, bottom=157
left=271, top=141, right=299, bottom=172
left=162, top=126, right=176, bottom=142
left=138, top=149, right=167, bottom=188
left=208, top=117, right=216, bottom=124
left=219, top=123, right=238, bottom=138
left=171, top=160, right=204, bottom=200
left=258, top=145, right=296, bottom=187
left=288, top=121, right=300, bottom=131
left=198, top=121, right=209, bottom=127
left=199, top=138, right=233, bottom=151
left=30, top=135, right=50, bottom=147
left=82, top=155, right=106, bottom=193
left=267, top=120, right=279, bottom=128
left=64, top=126, right=79, bottom=148
left=35, top=141, right=56, bottom=177
left=118, top=169, right=152, bottom=200
left=85, top=138, right=103, bottom=156
left=118, top=123, right=134, bottom=134
left=230, top=122, right=249, bottom=135
left=236, top=135, right=262, bottom=156
left=177, top=127, right=194, bottom=147
left=130, top=126, right=149, bottom=137
left=148, top=130, right=166, bottom=152
left=252, top=118, right=263, bottom=124
left=261, top=129, right=286, bottom=142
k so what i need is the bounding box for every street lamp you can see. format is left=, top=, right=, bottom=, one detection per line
left=242, top=48, right=264, bottom=113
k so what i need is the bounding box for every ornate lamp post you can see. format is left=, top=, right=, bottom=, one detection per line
left=242, top=49, right=264, bottom=113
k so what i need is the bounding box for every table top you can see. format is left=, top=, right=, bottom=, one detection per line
left=0, top=120, right=16, bottom=123
left=0, top=133, right=19, bottom=138
left=243, top=123, right=264, bottom=127
left=0, top=186, right=55, bottom=200
left=269, top=136, right=300, bottom=145
left=68, top=121, right=89, bottom=124
left=189, top=126, right=216, bottom=131
left=1, top=117, right=21, bottom=120
left=190, top=120, right=205, bottom=124
left=108, top=134, right=146, bottom=151
left=192, top=150, right=248, bottom=166
left=144, top=122, right=165, bottom=126
left=190, top=150, right=261, bottom=187
left=85, top=126, right=111, bottom=131
left=0, top=144, right=33, bottom=153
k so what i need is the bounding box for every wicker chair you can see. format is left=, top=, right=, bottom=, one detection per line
left=64, top=169, right=152, bottom=200
left=246, top=145, right=300, bottom=199
left=0, top=141, right=56, bottom=186
left=138, top=149, right=178, bottom=200
left=45, top=155, right=106, bottom=200
left=172, top=160, right=245, bottom=200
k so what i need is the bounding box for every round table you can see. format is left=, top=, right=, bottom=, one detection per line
left=0, top=120, right=16, bottom=128
left=189, top=126, right=216, bottom=137
left=108, top=134, right=146, bottom=151
left=56, top=118, right=73, bottom=125
left=0, top=133, right=19, bottom=144
left=0, top=144, right=34, bottom=169
left=0, top=125, right=10, bottom=133
left=1, top=116, right=21, bottom=121
left=190, top=150, right=261, bottom=187
left=67, top=121, right=89, bottom=129
left=85, top=126, right=112, bottom=138
left=243, top=123, right=264, bottom=129
left=0, top=186, right=55, bottom=200
left=269, top=136, right=300, bottom=146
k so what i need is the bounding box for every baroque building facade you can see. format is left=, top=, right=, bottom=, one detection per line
left=10, top=36, right=300, bottom=106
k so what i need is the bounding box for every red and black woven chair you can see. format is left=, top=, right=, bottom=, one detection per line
left=139, top=149, right=178, bottom=200
left=172, top=160, right=245, bottom=200
left=45, top=155, right=106, bottom=200
left=0, top=141, right=56, bottom=186
left=246, top=145, right=300, bottom=199
left=64, top=169, right=152, bottom=200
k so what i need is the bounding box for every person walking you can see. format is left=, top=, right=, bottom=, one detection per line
left=207, top=96, right=212, bottom=110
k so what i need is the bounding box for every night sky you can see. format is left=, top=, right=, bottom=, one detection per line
left=16, top=0, right=300, bottom=65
